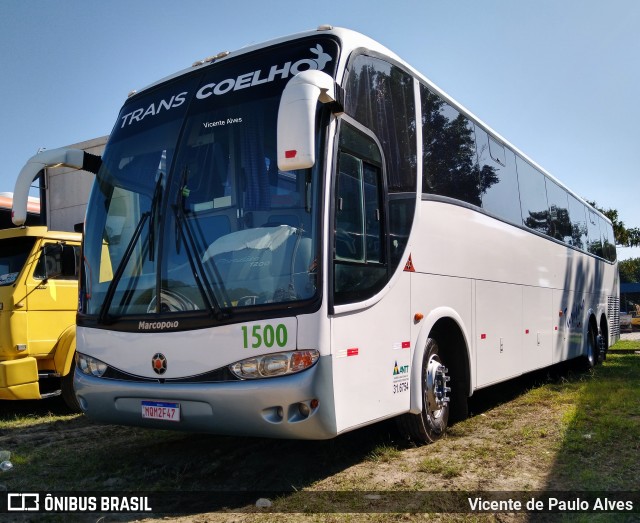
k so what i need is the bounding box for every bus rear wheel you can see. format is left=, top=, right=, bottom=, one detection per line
left=397, top=338, right=450, bottom=444
left=582, top=323, right=598, bottom=370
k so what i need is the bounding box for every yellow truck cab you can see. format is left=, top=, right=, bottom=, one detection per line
left=1, top=136, right=106, bottom=410
left=0, top=227, right=81, bottom=408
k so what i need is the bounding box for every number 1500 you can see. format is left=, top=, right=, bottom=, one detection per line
left=241, top=324, right=288, bottom=349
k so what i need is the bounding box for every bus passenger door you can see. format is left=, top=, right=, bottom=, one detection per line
left=330, top=121, right=412, bottom=433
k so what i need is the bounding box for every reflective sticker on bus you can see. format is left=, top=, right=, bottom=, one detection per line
left=403, top=254, right=415, bottom=272
left=337, top=348, right=359, bottom=358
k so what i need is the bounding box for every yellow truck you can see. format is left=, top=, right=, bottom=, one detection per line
left=0, top=137, right=106, bottom=410
left=0, top=227, right=82, bottom=408
left=632, top=304, right=640, bottom=331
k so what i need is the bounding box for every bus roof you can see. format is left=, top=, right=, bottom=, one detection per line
left=125, top=25, right=610, bottom=225
left=127, top=26, right=396, bottom=99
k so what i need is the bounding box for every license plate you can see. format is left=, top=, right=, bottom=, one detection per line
left=141, top=400, right=180, bottom=422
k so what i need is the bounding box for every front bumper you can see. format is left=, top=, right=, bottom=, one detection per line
left=0, top=357, right=40, bottom=400
left=74, top=356, right=336, bottom=439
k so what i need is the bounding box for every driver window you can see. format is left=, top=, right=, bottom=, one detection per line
left=335, top=152, right=365, bottom=262
left=334, top=123, right=387, bottom=305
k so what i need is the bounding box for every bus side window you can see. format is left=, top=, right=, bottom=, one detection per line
left=545, top=179, right=572, bottom=243
left=517, top=157, right=549, bottom=235
left=475, top=126, right=521, bottom=225
left=587, top=210, right=603, bottom=257
left=601, top=218, right=616, bottom=262
left=420, top=84, right=479, bottom=207
left=567, top=195, right=588, bottom=251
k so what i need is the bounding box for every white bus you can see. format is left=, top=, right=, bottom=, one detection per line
left=15, top=26, right=618, bottom=442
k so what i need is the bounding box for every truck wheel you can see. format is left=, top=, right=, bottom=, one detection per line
left=61, top=359, right=81, bottom=412
left=397, top=338, right=450, bottom=444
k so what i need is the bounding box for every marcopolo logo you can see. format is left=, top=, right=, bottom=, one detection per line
left=196, top=43, right=333, bottom=100
left=138, top=320, right=179, bottom=331
left=151, top=353, right=167, bottom=375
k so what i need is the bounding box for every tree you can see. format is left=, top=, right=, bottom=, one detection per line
left=585, top=201, right=640, bottom=247
left=619, top=258, right=640, bottom=283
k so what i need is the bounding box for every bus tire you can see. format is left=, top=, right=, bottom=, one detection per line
left=583, top=323, right=598, bottom=370
left=61, top=358, right=81, bottom=412
left=397, top=338, right=450, bottom=444
left=596, top=322, right=607, bottom=364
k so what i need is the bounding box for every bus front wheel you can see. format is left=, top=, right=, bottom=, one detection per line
left=397, top=338, right=450, bottom=444
left=61, top=358, right=81, bottom=412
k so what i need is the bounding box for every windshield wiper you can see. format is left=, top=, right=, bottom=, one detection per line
left=172, top=205, right=231, bottom=321
left=98, top=175, right=164, bottom=323
left=148, top=173, right=163, bottom=262
left=98, top=210, right=149, bottom=324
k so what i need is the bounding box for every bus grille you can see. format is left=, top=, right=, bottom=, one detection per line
left=608, top=296, right=620, bottom=337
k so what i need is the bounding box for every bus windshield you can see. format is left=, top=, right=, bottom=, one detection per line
left=82, top=38, right=338, bottom=320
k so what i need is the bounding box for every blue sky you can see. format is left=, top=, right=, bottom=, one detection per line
left=1, top=0, right=638, bottom=259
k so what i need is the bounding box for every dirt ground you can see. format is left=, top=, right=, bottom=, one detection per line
left=2, top=362, right=606, bottom=523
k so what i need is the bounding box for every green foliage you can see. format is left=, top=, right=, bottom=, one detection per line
left=552, top=352, right=640, bottom=491
left=619, top=257, right=640, bottom=283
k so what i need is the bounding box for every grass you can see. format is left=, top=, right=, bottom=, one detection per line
left=366, top=444, right=402, bottom=463
left=547, top=344, right=640, bottom=490
left=417, top=457, right=462, bottom=478
left=609, top=338, right=640, bottom=351
left=0, top=339, right=638, bottom=521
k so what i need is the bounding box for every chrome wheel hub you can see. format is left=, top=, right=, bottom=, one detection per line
left=425, top=356, right=451, bottom=414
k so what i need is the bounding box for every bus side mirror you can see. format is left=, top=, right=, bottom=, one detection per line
left=277, top=70, right=339, bottom=172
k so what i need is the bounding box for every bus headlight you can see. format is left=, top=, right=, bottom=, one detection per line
left=229, top=350, right=319, bottom=380
left=76, top=352, right=108, bottom=377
